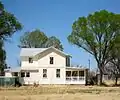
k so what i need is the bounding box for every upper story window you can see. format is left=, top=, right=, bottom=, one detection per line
left=29, top=57, right=33, bottom=63
left=66, top=57, right=70, bottom=67
left=50, top=57, right=54, bottom=64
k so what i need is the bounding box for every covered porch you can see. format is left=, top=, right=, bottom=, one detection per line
left=65, top=67, right=88, bottom=84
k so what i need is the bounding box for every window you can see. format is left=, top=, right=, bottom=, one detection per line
left=26, top=72, right=30, bottom=77
left=72, top=71, right=78, bottom=76
left=56, top=69, right=60, bottom=78
left=21, top=72, right=25, bottom=77
left=66, top=57, right=70, bottom=66
left=20, top=72, right=30, bottom=77
left=43, top=69, right=47, bottom=78
left=79, top=71, right=84, bottom=76
left=66, top=71, right=71, bottom=77
left=29, top=57, right=33, bottom=63
left=50, top=57, right=54, bottom=64
left=12, top=72, right=18, bottom=77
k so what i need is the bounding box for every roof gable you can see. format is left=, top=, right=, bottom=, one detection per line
left=20, top=47, right=71, bottom=57
left=20, top=48, right=47, bottom=57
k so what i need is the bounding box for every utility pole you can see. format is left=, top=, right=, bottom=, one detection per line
left=88, top=59, right=90, bottom=72
left=88, top=58, right=91, bottom=80
left=87, top=58, right=91, bottom=85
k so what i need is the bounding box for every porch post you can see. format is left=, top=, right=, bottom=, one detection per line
left=78, top=70, right=79, bottom=80
left=84, top=69, right=86, bottom=80
left=71, top=70, right=72, bottom=81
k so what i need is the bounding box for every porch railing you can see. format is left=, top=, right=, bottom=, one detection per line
left=66, top=76, right=85, bottom=81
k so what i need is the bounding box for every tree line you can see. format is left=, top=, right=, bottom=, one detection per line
left=1, top=1, right=120, bottom=85
left=19, top=29, right=63, bottom=51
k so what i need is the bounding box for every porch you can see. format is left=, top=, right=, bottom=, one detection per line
left=65, top=67, right=88, bottom=84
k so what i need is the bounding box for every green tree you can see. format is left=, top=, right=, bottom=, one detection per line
left=68, top=10, right=120, bottom=85
left=0, top=40, right=7, bottom=75
left=20, top=29, right=48, bottom=48
left=45, top=36, right=63, bottom=51
left=20, top=30, right=64, bottom=51
left=0, top=1, right=22, bottom=74
left=0, top=2, right=22, bottom=40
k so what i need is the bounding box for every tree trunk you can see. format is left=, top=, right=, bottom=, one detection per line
left=99, top=69, right=103, bottom=85
left=97, top=62, right=103, bottom=85
left=115, top=77, right=118, bottom=86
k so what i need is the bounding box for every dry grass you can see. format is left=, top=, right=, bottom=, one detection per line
left=104, top=80, right=120, bottom=86
left=0, top=85, right=120, bottom=100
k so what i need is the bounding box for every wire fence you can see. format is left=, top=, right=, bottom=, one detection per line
left=0, top=76, right=20, bottom=87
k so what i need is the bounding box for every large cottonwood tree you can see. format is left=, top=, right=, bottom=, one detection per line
left=68, top=10, right=120, bottom=85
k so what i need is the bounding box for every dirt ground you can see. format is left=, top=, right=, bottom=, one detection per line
left=0, top=85, right=120, bottom=100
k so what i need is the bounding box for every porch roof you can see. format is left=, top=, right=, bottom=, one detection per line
left=5, top=67, right=39, bottom=72
left=66, top=67, right=88, bottom=70
left=4, top=67, right=21, bottom=72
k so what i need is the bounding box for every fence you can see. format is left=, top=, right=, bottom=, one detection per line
left=0, top=76, right=20, bottom=86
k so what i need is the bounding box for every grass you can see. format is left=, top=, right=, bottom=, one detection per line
left=0, top=85, right=120, bottom=100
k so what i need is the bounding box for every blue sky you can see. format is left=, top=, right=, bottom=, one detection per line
left=2, top=0, right=120, bottom=70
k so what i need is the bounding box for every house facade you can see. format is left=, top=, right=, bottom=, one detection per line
left=5, top=47, right=88, bottom=85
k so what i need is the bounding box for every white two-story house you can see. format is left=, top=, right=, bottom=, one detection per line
left=5, top=47, right=88, bottom=85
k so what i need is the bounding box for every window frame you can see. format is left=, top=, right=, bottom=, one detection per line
left=50, top=57, right=54, bottom=64
left=21, top=72, right=25, bottom=77
left=26, top=72, right=30, bottom=77
left=56, top=69, right=60, bottom=78
left=43, top=69, right=47, bottom=78
left=79, top=71, right=84, bottom=76
left=29, top=57, right=33, bottom=63
left=66, top=71, right=71, bottom=77
left=72, top=71, right=78, bottom=76
left=66, top=57, right=70, bottom=66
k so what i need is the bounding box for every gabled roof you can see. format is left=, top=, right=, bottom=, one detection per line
left=20, top=48, right=47, bottom=57
left=20, top=47, right=71, bottom=57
